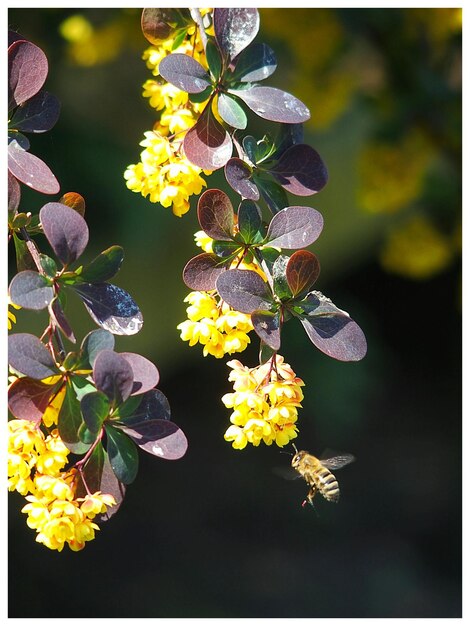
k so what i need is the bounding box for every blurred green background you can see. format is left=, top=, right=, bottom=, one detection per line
left=8, top=8, right=461, bottom=618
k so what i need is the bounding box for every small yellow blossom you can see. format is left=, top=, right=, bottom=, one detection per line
left=177, top=291, right=253, bottom=358
left=7, top=296, right=21, bottom=330
left=222, top=355, right=304, bottom=449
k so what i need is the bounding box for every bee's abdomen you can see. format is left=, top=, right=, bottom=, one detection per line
left=316, top=467, right=340, bottom=502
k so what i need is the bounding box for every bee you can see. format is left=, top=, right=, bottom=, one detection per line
left=291, top=446, right=355, bottom=507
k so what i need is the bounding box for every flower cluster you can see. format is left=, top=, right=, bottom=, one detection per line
left=8, top=419, right=115, bottom=551
left=124, top=16, right=211, bottom=216
left=177, top=291, right=253, bottom=358
left=222, top=356, right=305, bottom=449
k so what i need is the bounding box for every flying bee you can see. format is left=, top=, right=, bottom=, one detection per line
left=291, top=446, right=355, bottom=507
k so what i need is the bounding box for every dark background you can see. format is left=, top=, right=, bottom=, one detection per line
left=8, top=8, right=461, bottom=618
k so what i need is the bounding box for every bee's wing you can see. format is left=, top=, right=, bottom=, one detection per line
left=320, top=453, right=355, bottom=470
left=272, top=466, right=301, bottom=480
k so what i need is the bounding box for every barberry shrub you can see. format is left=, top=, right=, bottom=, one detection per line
left=8, top=29, right=187, bottom=552
left=126, top=8, right=367, bottom=450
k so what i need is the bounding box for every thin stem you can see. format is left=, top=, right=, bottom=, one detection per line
left=190, top=8, right=208, bottom=51
left=19, top=227, right=44, bottom=274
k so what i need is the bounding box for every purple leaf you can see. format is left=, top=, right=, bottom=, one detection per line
left=214, top=8, right=260, bottom=60
left=270, top=144, right=328, bottom=196
left=232, top=86, right=310, bottom=124
left=93, top=350, right=134, bottom=405
left=197, top=188, right=234, bottom=240
left=123, top=389, right=171, bottom=425
left=40, top=202, right=89, bottom=266
left=274, top=123, right=304, bottom=158
left=182, top=253, right=228, bottom=291
left=8, top=140, right=60, bottom=194
left=120, top=353, right=160, bottom=396
left=71, top=283, right=144, bottom=335
left=224, top=157, right=259, bottom=200
left=8, top=170, right=21, bottom=213
left=183, top=106, right=232, bottom=171
left=8, top=333, right=58, bottom=379
left=251, top=310, right=281, bottom=351
left=266, top=206, right=324, bottom=249
left=8, top=377, right=57, bottom=421
left=300, top=292, right=367, bottom=362
left=159, top=53, right=212, bottom=93
left=233, top=43, right=277, bottom=82
left=141, top=8, right=181, bottom=45
left=286, top=250, right=321, bottom=297
left=95, top=449, right=126, bottom=522
left=121, top=420, right=188, bottom=460
left=10, top=91, right=61, bottom=134
left=9, top=270, right=54, bottom=310
left=216, top=269, right=274, bottom=314
left=49, top=296, right=76, bottom=343
left=8, top=40, right=48, bottom=109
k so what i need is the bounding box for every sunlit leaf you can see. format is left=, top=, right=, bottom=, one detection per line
left=232, top=43, right=277, bottom=82
left=216, top=269, right=274, bottom=314
left=72, top=282, right=143, bottom=335
left=265, top=206, right=324, bottom=249
left=8, top=333, right=57, bottom=379
left=96, top=449, right=126, bottom=522
left=120, top=420, right=188, bottom=460
left=40, top=202, right=89, bottom=266
left=8, top=377, right=57, bottom=422
left=8, top=170, right=21, bottom=213
left=206, top=38, right=222, bottom=79
left=217, top=93, right=247, bottom=129
left=183, top=106, right=232, bottom=170
left=224, top=158, right=259, bottom=200
left=58, top=192, right=86, bottom=217
left=286, top=250, right=321, bottom=298
left=182, top=253, right=228, bottom=291
left=141, top=8, right=184, bottom=45
left=197, top=188, right=234, bottom=240
left=9, top=270, right=54, bottom=310
left=120, top=352, right=160, bottom=396
left=231, top=86, right=310, bottom=124
left=8, top=140, right=59, bottom=195
left=214, top=8, right=259, bottom=60
left=299, top=292, right=367, bottom=362
left=212, top=240, right=240, bottom=258
left=159, top=53, right=211, bottom=93
left=272, top=254, right=292, bottom=300
left=105, top=425, right=139, bottom=484
left=93, top=350, right=134, bottom=406
left=270, top=144, right=328, bottom=196
left=8, top=39, right=48, bottom=109
left=49, top=296, right=76, bottom=343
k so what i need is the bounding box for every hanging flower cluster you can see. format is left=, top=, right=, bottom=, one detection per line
left=124, top=11, right=212, bottom=216
left=8, top=419, right=116, bottom=551
left=222, top=356, right=304, bottom=449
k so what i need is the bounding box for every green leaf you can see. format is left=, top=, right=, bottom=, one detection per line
left=242, top=135, right=258, bottom=165
left=188, top=85, right=213, bottom=103
left=78, top=245, right=124, bottom=283
left=12, top=232, right=35, bottom=272
left=272, top=255, right=292, bottom=300
left=217, top=93, right=247, bottom=129
left=81, top=391, right=110, bottom=435
left=237, top=200, right=264, bottom=244
left=58, top=380, right=90, bottom=454
left=254, top=175, right=288, bottom=214
left=114, top=394, right=143, bottom=420
left=39, top=254, right=57, bottom=278
left=78, top=422, right=97, bottom=445
left=171, top=27, right=188, bottom=50
left=206, top=38, right=222, bottom=80
left=105, top=425, right=139, bottom=485
left=212, top=240, right=240, bottom=259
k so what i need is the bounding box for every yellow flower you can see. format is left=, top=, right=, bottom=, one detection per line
left=7, top=296, right=21, bottom=330
left=177, top=291, right=254, bottom=358
left=78, top=492, right=117, bottom=518
left=222, top=356, right=304, bottom=449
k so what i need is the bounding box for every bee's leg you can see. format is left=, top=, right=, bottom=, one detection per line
left=302, top=485, right=317, bottom=508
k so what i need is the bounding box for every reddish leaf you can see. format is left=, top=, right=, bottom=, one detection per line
left=49, top=296, right=76, bottom=343
left=93, top=350, right=134, bottom=406
left=141, top=8, right=181, bottom=45
left=266, top=206, right=324, bottom=249
left=40, top=202, right=89, bottom=266
left=8, top=170, right=21, bottom=213
left=214, top=8, right=259, bottom=60
left=10, top=91, right=60, bottom=134
left=286, top=250, right=321, bottom=297
left=8, top=140, right=59, bottom=195
left=121, top=420, right=188, bottom=460
left=8, top=333, right=58, bottom=379
left=120, top=353, right=160, bottom=396
left=224, top=158, right=259, bottom=200
left=8, top=377, right=56, bottom=421
left=197, top=189, right=234, bottom=240
left=182, top=252, right=228, bottom=291
left=59, top=192, right=86, bottom=217
left=8, top=40, right=48, bottom=109
left=159, top=53, right=211, bottom=93
left=183, top=106, right=232, bottom=171
left=251, top=310, right=281, bottom=351
left=216, top=269, right=274, bottom=314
